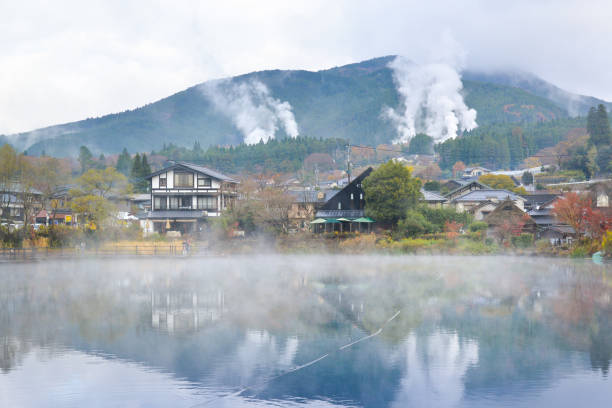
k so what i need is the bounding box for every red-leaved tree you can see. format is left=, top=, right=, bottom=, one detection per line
left=552, top=192, right=612, bottom=239
left=551, top=192, right=592, bottom=234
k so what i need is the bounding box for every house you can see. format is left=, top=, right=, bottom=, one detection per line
left=483, top=198, right=536, bottom=237
left=444, top=180, right=489, bottom=201
left=0, top=184, right=43, bottom=227
left=462, top=166, right=491, bottom=179
left=421, top=189, right=447, bottom=208
left=540, top=225, right=577, bottom=245
left=313, top=168, right=374, bottom=232
left=452, top=189, right=526, bottom=213
left=139, top=162, right=238, bottom=236
left=443, top=179, right=469, bottom=192
left=287, top=189, right=335, bottom=230
left=470, top=201, right=499, bottom=221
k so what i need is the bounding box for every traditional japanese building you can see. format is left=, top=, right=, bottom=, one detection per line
left=139, top=162, right=238, bottom=236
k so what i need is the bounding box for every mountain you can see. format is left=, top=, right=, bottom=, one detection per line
left=3, top=56, right=605, bottom=157
left=462, top=70, right=612, bottom=116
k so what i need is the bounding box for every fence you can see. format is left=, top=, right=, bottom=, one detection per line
left=0, top=244, right=198, bottom=261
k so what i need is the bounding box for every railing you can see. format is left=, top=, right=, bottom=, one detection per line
left=0, top=244, right=201, bottom=261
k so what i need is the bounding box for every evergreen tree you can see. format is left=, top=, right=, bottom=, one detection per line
left=78, top=146, right=94, bottom=174
left=139, top=154, right=152, bottom=192
left=116, top=148, right=132, bottom=176
left=407, top=134, right=433, bottom=155
left=130, top=153, right=142, bottom=188
left=587, top=104, right=612, bottom=147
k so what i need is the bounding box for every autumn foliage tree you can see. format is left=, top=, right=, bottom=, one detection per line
left=452, top=161, right=466, bottom=178
left=551, top=192, right=591, bottom=235
left=551, top=192, right=611, bottom=239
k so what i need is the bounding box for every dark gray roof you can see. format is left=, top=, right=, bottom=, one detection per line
left=522, top=193, right=559, bottom=208
left=445, top=180, right=489, bottom=198
left=147, top=162, right=237, bottom=183
left=532, top=216, right=556, bottom=225
left=315, top=209, right=365, bottom=218
left=453, top=189, right=523, bottom=202
left=287, top=189, right=337, bottom=203
left=528, top=208, right=552, bottom=217
left=138, top=210, right=208, bottom=219
left=421, top=189, right=446, bottom=202
left=0, top=184, right=43, bottom=195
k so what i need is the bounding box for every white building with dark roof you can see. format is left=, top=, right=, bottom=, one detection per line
left=139, top=162, right=238, bottom=236
left=452, top=189, right=526, bottom=213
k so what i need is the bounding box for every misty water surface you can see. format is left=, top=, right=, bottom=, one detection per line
left=1, top=256, right=611, bottom=407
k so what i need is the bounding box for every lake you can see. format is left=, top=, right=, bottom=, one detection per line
left=1, top=255, right=611, bottom=407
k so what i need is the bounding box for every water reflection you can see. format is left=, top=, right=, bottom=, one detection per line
left=0, top=256, right=611, bottom=407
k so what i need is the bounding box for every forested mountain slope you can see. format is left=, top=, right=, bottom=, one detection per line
left=3, top=56, right=603, bottom=157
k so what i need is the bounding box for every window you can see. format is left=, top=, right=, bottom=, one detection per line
left=159, top=176, right=167, bottom=187
left=169, top=196, right=179, bottom=209
left=198, top=177, right=211, bottom=187
left=174, top=172, right=193, bottom=188
left=338, top=202, right=342, bottom=210
left=360, top=193, right=363, bottom=200
left=197, top=196, right=217, bottom=210
left=179, top=196, right=192, bottom=209
left=350, top=193, right=354, bottom=200
left=154, top=196, right=167, bottom=210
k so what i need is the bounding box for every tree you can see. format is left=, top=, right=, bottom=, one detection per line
left=417, top=163, right=442, bottom=181
left=407, top=134, right=433, bottom=155
left=138, top=154, right=152, bottom=193
left=551, top=192, right=592, bottom=235
left=362, top=160, right=422, bottom=225
left=587, top=104, right=612, bottom=147
left=303, top=153, right=334, bottom=173
left=522, top=157, right=542, bottom=169
left=130, top=153, right=143, bottom=191
left=115, top=148, right=132, bottom=176
left=0, top=144, right=19, bottom=221
left=78, top=146, right=95, bottom=174
left=521, top=171, right=534, bottom=186
left=452, top=161, right=466, bottom=178
left=70, top=168, right=130, bottom=227
left=29, top=156, right=69, bottom=223
left=478, top=174, right=516, bottom=190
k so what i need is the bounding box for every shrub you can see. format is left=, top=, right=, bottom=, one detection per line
left=338, top=234, right=377, bottom=252
left=511, top=233, right=534, bottom=248
left=602, top=230, right=612, bottom=255
left=458, top=239, right=497, bottom=255
left=47, top=225, right=82, bottom=248
left=419, top=206, right=472, bottom=232
left=397, top=209, right=434, bottom=238
left=469, top=221, right=488, bottom=232
left=0, top=226, right=25, bottom=248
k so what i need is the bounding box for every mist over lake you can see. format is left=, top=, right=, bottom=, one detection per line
left=1, top=255, right=611, bottom=407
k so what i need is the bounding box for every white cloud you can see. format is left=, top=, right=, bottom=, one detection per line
left=1, top=0, right=612, bottom=134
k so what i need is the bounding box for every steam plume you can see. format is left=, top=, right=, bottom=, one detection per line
left=200, top=79, right=299, bottom=144
left=384, top=56, right=477, bottom=144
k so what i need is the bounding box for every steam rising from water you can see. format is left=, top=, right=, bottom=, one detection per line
left=384, top=56, right=477, bottom=144
left=200, top=79, right=299, bottom=144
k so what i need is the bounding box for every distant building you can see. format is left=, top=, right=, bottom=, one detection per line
left=287, top=189, right=336, bottom=230
left=313, top=168, right=374, bottom=232
left=483, top=198, right=536, bottom=236
left=461, top=166, right=491, bottom=179
left=452, top=189, right=526, bottom=213
left=444, top=180, right=490, bottom=202
left=421, top=189, right=447, bottom=208
left=139, top=162, right=238, bottom=236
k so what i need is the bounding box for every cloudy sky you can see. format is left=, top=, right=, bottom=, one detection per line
left=1, top=0, right=611, bottom=134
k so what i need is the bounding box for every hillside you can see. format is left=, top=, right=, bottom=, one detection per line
left=3, top=56, right=601, bottom=157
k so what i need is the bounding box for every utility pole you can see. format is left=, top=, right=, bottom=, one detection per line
left=346, top=143, right=351, bottom=184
